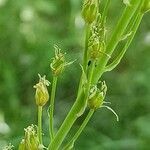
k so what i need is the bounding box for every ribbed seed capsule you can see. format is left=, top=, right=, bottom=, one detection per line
left=88, top=81, right=107, bottom=110
left=88, top=89, right=104, bottom=109
left=89, top=41, right=105, bottom=59
left=88, top=28, right=105, bottom=59
left=34, top=74, right=50, bottom=107
left=81, top=0, right=98, bottom=24
left=50, top=45, right=75, bottom=76
left=88, top=82, right=119, bottom=121
left=50, top=45, right=65, bottom=76
left=18, top=125, right=40, bottom=150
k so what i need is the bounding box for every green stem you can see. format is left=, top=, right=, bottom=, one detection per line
left=97, top=0, right=100, bottom=12
left=48, top=1, right=144, bottom=149
left=48, top=61, right=95, bottom=150
left=105, top=0, right=141, bottom=55
left=83, top=24, right=90, bottom=72
left=87, top=60, right=95, bottom=87
left=48, top=92, right=85, bottom=150
left=105, top=3, right=144, bottom=72
left=92, top=0, right=142, bottom=84
left=49, top=76, right=58, bottom=141
left=101, top=0, right=111, bottom=26
left=125, top=13, right=144, bottom=48
left=77, top=24, right=90, bottom=98
left=38, top=106, right=43, bottom=144
left=63, top=110, right=94, bottom=150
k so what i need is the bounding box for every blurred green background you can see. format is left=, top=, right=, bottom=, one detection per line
left=0, top=0, right=150, bottom=149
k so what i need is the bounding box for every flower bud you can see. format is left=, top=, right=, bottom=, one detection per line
left=81, top=0, right=98, bottom=24
left=88, top=81, right=107, bottom=110
left=141, top=0, right=150, bottom=13
left=34, top=74, right=50, bottom=106
left=19, top=125, right=40, bottom=150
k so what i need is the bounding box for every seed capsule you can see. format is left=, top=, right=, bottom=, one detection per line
left=18, top=125, right=40, bottom=150
left=50, top=45, right=66, bottom=76
left=34, top=74, right=50, bottom=107
left=81, top=0, right=98, bottom=24
left=50, top=45, right=74, bottom=76
left=88, top=82, right=119, bottom=121
left=88, top=81, right=107, bottom=110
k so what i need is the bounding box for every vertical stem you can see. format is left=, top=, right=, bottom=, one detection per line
left=77, top=24, right=90, bottom=97
left=97, top=0, right=100, bottom=12
left=105, top=0, right=141, bottom=55
left=49, top=76, right=58, bottom=141
left=92, top=0, right=142, bottom=84
left=63, top=109, right=94, bottom=150
left=83, top=24, right=90, bottom=72
left=101, top=0, right=111, bottom=26
left=105, top=2, right=144, bottom=72
left=48, top=1, right=144, bottom=149
left=48, top=92, right=84, bottom=150
left=87, top=60, right=95, bottom=87
left=48, top=61, right=96, bottom=150
left=38, top=106, right=43, bottom=144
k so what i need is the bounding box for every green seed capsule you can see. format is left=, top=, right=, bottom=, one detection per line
left=50, top=45, right=66, bottom=76
left=89, top=41, right=105, bottom=59
left=34, top=74, right=50, bottom=107
left=90, top=44, right=99, bottom=59
left=88, top=81, right=107, bottom=110
left=50, top=45, right=74, bottom=76
left=18, top=125, right=40, bottom=150
left=81, top=0, right=98, bottom=24
left=88, top=90, right=104, bottom=109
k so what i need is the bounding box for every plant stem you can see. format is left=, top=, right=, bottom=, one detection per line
left=72, top=109, right=94, bottom=143
left=48, top=1, right=144, bottom=149
left=77, top=24, right=90, bottom=97
left=83, top=24, right=90, bottom=72
left=49, top=76, right=58, bottom=141
left=101, top=0, right=111, bottom=26
left=63, top=109, right=94, bottom=150
left=48, top=92, right=85, bottom=150
left=92, top=0, right=142, bottom=84
left=38, top=106, right=43, bottom=144
left=105, top=2, right=144, bottom=72
left=48, top=61, right=95, bottom=150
